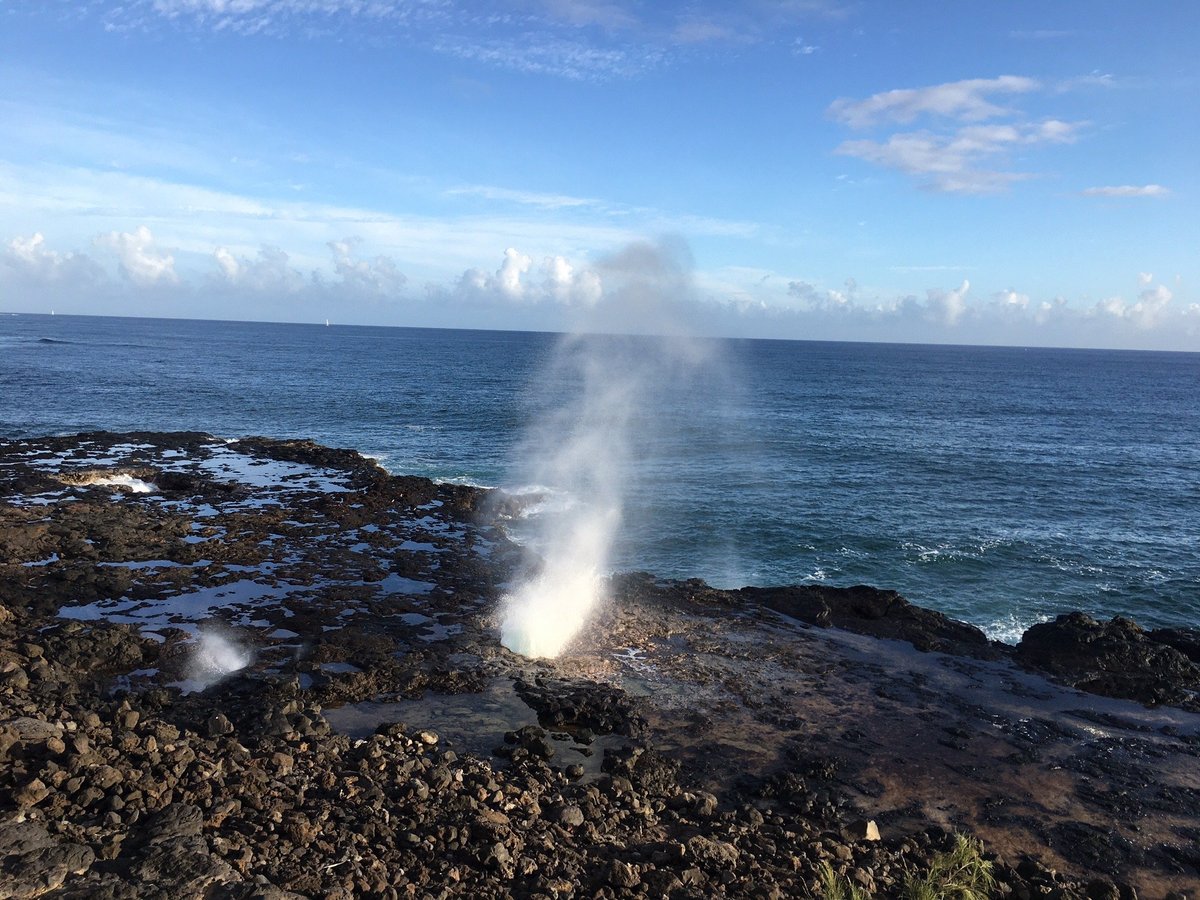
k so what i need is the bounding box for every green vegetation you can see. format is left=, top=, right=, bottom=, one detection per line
left=814, top=833, right=996, bottom=900
left=817, top=861, right=870, bottom=900
left=903, top=833, right=996, bottom=900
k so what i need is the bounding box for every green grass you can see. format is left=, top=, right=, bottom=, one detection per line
left=813, top=833, right=996, bottom=900
left=903, top=833, right=996, bottom=900
left=816, top=861, right=870, bottom=900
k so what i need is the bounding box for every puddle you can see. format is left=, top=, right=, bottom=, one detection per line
left=320, top=662, right=362, bottom=675
left=98, top=559, right=211, bottom=570
left=184, top=446, right=354, bottom=493
left=377, top=574, right=435, bottom=595
left=57, top=579, right=304, bottom=631
left=393, top=611, right=462, bottom=643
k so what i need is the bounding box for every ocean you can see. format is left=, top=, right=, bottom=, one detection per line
left=2, top=312, right=1197, bottom=642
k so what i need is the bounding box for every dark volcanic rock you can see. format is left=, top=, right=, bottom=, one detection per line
left=1017, top=613, right=1200, bottom=710
left=740, top=583, right=996, bottom=656
left=1149, top=626, right=1200, bottom=665
left=3, top=432, right=1198, bottom=899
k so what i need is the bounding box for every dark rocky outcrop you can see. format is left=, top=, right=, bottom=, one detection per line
left=1016, top=613, right=1200, bottom=711
left=740, top=583, right=997, bottom=656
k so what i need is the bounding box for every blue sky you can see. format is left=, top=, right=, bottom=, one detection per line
left=1, top=1, right=1197, bottom=348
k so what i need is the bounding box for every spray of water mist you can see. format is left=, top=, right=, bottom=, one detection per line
left=178, top=627, right=253, bottom=692
left=499, top=239, right=717, bottom=658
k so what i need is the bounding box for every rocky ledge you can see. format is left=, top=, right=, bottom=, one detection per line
left=0, top=432, right=1197, bottom=899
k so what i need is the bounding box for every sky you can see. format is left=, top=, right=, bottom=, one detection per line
left=0, top=1, right=1197, bottom=349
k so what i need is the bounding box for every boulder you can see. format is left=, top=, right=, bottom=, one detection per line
left=1016, top=613, right=1200, bottom=710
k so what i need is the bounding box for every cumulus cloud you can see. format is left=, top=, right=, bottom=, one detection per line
left=454, top=247, right=601, bottom=307
left=993, top=289, right=1030, bottom=311
left=94, top=225, right=179, bottom=287
left=543, top=254, right=603, bottom=306
left=328, top=238, right=407, bottom=295
left=2, top=233, right=102, bottom=284
left=784, top=276, right=978, bottom=327
left=828, top=76, right=1040, bottom=129
left=1081, top=184, right=1170, bottom=198
left=734, top=271, right=1198, bottom=349
left=922, top=279, right=971, bottom=325
left=1096, top=276, right=1174, bottom=329
left=787, top=278, right=853, bottom=311
left=212, top=245, right=307, bottom=293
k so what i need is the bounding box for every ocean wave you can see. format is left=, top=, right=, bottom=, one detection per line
left=69, top=472, right=158, bottom=493
left=981, top=612, right=1050, bottom=645
left=435, top=474, right=496, bottom=489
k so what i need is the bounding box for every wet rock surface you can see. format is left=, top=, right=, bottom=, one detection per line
left=0, top=432, right=1197, bottom=898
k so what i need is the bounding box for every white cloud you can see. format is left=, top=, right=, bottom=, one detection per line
left=435, top=35, right=656, bottom=81
left=94, top=225, right=179, bottom=287
left=496, top=247, right=532, bottom=299
left=213, top=244, right=307, bottom=293
left=924, top=279, right=970, bottom=325
left=445, top=184, right=601, bottom=210
left=994, top=289, right=1030, bottom=310
left=1096, top=276, right=1174, bottom=329
left=91, top=0, right=844, bottom=82
left=452, top=247, right=601, bottom=307
left=829, top=76, right=1089, bottom=193
left=542, top=254, right=603, bottom=306
left=836, top=119, right=1081, bottom=194
left=328, top=237, right=407, bottom=295
left=2, top=232, right=102, bottom=283
left=138, top=0, right=408, bottom=35
left=5, top=227, right=1198, bottom=348
left=1081, top=184, right=1170, bottom=198
left=828, top=76, right=1040, bottom=129
left=0, top=160, right=661, bottom=284
left=787, top=279, right=851, bottom=311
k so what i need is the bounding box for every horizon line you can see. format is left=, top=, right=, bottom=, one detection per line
left=3, top=309, right=1197, bottom=357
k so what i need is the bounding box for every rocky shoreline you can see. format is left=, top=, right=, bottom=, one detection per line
left=1, top=432, right=1197, bottom=899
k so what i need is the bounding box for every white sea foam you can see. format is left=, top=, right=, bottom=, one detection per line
left=78, top=473, right=158, bottom=493
left=983, top=612, right=1051, bottom=645
left=435, top=475, right=496, bottom=489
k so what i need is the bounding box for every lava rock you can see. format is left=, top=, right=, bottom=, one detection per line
left=1017, top=613, right=1200, bottom=710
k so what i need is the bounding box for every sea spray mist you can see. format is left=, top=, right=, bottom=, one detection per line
left=181, top=627, right=253, bottom=691
left=499, top=240, right=732, bottom=658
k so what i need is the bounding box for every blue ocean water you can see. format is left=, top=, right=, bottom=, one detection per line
left=2, top=312, right=1197, bottom=641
